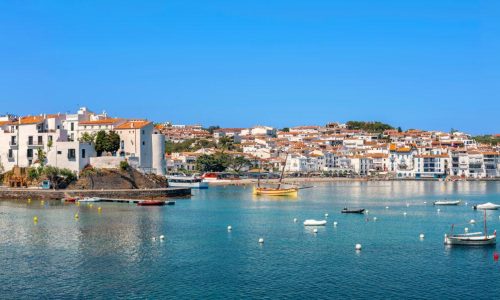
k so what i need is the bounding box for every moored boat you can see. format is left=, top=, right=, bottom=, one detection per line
left=78, top=197, right=101, bottom=203
left=433, top=200, right=461, bottom=206
left=62, top=197, right=79, bottom=203
left=473, top=202, right=500, bottom=210
left=444, top=211, right=496, bottom=246
left=341, top=208, right=365, bottom=214
left=167, top=174, right=209, bottom=189
left=137, top=200, right=165, bottom=206
left=303, top=219, right=327, bottom=226
left=253, top=152, right=300, bottom=196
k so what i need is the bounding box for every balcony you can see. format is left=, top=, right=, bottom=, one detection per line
left=9, top=141, right=18, bottom=148
left=27, top=141, right=44, bottom=148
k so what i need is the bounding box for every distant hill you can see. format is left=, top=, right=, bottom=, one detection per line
left=346, top=121, right=394, bottom=132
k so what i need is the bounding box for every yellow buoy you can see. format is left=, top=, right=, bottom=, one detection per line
left=74, top=213, right=79, bottom=219
left=28, top=198, right=31, bottom=203
left=33, top=216, right=38, bottom=223
left=89, top=204, right=93, bottom=208
left=98, top=207, right=102, bottom=213
left=76, top=201, right=80, bottom=206
left=41, top=200, right=45, bottom=205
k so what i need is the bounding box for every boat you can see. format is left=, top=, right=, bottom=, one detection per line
left=444, top=211, right=496, bottom=246
left=167, top=174, right=208, bottom=189
left=166, top=201, right=176, bottom=206
left=137, top=200, right=165, bottom=206
left=433, top=200, right=461, bottom=206
left=341, top=208, right=365, bottom=214
left=253, top=153, right=299, bottom=196
left=62, top=197, right=79, bottom=203
left=303, top=219, right=327, bottom=226
left=202, top=172, right=240, bottom=183
left=77, top=197, right=101, bottom=202
left=473, top=202, right=500, bottom=210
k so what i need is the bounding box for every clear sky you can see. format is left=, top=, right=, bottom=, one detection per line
left=0, top=0, right=499, bottom=134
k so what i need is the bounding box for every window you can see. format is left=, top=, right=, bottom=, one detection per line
left=38, top=136, right=43, bottom=145
left=48, top=135, right=53, bottom=142
left=8, top=149, right=13, bottom=159
left=82, top=149, right=86, bottom=158
left=142, top=141, right=145, bottom=146
left=57, top=151, right=62, bottom=155
left=142, top=130, right=145, bottom=134
left=27, top=149, right=33, bottom=158
left=28, top=136, right=33, bottom=145
left=70, top=122, right=74, bottom=131
left=68, top=149, right=76, bottom=159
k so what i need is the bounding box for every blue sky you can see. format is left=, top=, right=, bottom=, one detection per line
left=0, top=0, right=498, bottom=134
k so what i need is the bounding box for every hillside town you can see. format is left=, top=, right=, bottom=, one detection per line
left=157, top=122, right=500, bottom=180
left=0, top=107, right=499, bottom=181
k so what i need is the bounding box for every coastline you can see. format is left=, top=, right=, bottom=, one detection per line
left=206, top=177, right=500, bottom=186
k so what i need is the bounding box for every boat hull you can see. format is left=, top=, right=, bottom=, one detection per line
left=137, top=201, right=165, bottom=206
left=253, top=187, right=298, bottom=196
left=434, top=201, right=460, bottom=206
left=304, top=220, right=327, bottom=226
left=444, top=236, right=496, bottom=246
left=168, top=181, right=209, bottom=189
left=341, top=209, right=365, bottom=214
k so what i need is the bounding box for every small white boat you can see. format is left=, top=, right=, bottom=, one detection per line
left=444, top=211, right=496, bottom=246
left=303, top=219, right=327, bottom=226
left=473, top=202, right=500, bottom=210
left=433, top=200, right=460, bottom=206
left=444, top=232, right=497, bottom=246
left=77, top=197, right=101, bottom=203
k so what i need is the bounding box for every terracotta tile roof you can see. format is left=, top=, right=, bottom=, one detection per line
left=19, top=116, right=44, bottom=125
left=115, top=120, right=152, bottom=130
left=79, top=118, right=123, bottom=126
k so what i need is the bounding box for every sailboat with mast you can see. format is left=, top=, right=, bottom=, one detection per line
left=253, top=152, right=299, bottom=196
left=444, top=211, right=496, bottom=246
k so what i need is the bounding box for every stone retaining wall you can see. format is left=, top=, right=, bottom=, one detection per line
left=0, top=187, right=191, bottom=200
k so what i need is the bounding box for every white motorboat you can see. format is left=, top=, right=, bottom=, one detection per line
left=303, top=219, right=327, bottom=226
left=444, top=211, right=496, bottom=246
left=433, top=200, right=461, bottom=206
left=473, top=202, right=500, bottom=210
left=167, top=175, right=208, bottom=189
left=77, top=197, right=101, bottom=202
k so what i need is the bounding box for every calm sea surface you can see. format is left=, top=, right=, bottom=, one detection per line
left=1, top=181, right=500, bottom=299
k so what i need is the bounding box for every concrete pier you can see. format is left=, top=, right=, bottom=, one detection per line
left=0, top=187, right=191, bottom=201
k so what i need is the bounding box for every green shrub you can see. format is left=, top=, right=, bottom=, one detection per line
left=120, top=160, right=129, bottom=171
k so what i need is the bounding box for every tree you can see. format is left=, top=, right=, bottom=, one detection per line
left=217, top=136, right=234, bottom=152
left=230, top=156, right=252, bottom=173
left=105, top=131, right=121, bottom=154
left=94, top=130, right=107, bottom=156
left=397, top=127, right=403, bottom=133
left=281, top=127, right=290, bottom=132
left=36, top=148, right=47, bottom=166
left=79, top=132, right=96, bottom=144
left=346, top=121, right=394, bottom=132
left=195, top=153, right=232, bottom=172
left=204, top=125, right=220, bottom=134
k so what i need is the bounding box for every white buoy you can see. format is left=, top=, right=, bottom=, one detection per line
left=227, top=225, right=232, bottom=231
left=325, top=213, right=329, bottom=217
left=152, top=237, right=157, bottom=241
left=423, top=201, right=427, bottom=204
left=470, top=219, right=476, bottom=224
left=258, top=238, right=264, bottom=244
left=355, top=244, right=362, bottom=251
left=465, top=202, right=468, bottom=206
left=464, top=227, right=469, bottom=233
left=333, top=221, right=338, bottom=227
left=403, top=212, right=407, bottom=216
left=373, top=217, right=377, bottom=221
left=365, top=209, right=369, bottom=214
left=293, top=218, right=297, bottom=223
left=385, top=206, right=389, bottom=209
left=437, top=209, right=441, bottom=212
left=419, top=233, right=425, bottom=239
left=313, top=228, right=318, bottom=233
left=406, top=203, right=410, bottom=207
left=160, top=235, right=165, bottom=240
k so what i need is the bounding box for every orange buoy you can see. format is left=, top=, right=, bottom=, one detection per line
left=494, top=252, right=499, bottom=261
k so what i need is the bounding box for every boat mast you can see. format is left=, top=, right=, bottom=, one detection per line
left=277, top=152, right=288, bottom=190
left=484, top=210, right=487, bottom=240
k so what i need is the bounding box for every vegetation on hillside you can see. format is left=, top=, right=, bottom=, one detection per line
left=346, top=121, right=394, bottom=132
left=94, top=130, right=121, bottom=156
left=195, top=153, right=252, bottom=173
left=473, top=135, right=500, bottom=146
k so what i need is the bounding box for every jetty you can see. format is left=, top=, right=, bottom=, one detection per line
left=0, top=187, right=191, bottom=201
